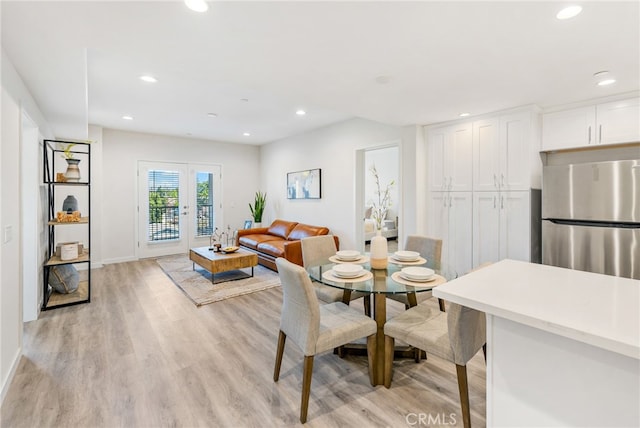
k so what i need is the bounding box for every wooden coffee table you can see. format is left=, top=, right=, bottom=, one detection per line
left=189, top=247, right=258, bottom=284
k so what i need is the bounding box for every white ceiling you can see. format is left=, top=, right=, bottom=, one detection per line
left=2, top=1, right=639, bottom=144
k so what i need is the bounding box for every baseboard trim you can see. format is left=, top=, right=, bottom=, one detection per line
left=1, top=345, right=22, bottom=406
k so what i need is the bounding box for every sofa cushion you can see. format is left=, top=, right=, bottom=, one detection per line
left=238, top=234, right=282, bottom=250
left=256, top=240, right=286, bottom=258
left=287, top=223, right=330, bottom=241
left=267, top=219, right=298, bottom=239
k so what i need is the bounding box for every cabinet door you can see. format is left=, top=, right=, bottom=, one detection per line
left=596, top=98, right=640, bottom=145
left=427, top=127, right=447, bottom=192
left=427, top=192, right=449, bottom=263
left=500, top=112, right=531, bottom=190
left=500, top=191, right=531, bottom=262
left=473, top=192, right=500, bottom=267
left=473, top=118, right=500, bottom=191
left=449, top=192, right=473, bottom=276
left=542, top=106, right=596, bottom=151
left=447, top=123, right=473, bottom=191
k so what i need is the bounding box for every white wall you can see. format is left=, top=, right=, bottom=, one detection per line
left=260, top=117, right=421, bottom=250
left=1, top=49, right=53, bottom=404
left=100, top=128, right=261, bottom=263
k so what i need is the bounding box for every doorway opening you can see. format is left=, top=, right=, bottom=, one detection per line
left=356, top=144, right=401, bottom=253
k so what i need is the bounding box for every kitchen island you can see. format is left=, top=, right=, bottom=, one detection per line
left=434, top=259, right=639, bottom=427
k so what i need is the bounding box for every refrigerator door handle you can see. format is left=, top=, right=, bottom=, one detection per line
left=588, top=125, right=591, bottom=144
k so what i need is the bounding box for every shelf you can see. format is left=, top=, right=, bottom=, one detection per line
left=48, top=217, right=89, bottom=225
left=42, top=139, right=92, bottom=311
left=45, top=280, right=89, bottom=308
left=45, top=249, right=90, bottom=266
left=47, top=181, right=90, bottom=186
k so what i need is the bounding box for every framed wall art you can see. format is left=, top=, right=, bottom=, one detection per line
left=287, top=168, right=321, bottom=199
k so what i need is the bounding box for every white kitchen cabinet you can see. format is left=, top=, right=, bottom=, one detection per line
left=542, top=97, right=640, bottom=151
left=427, top=123, right=473, bottom=192
left=596, top=98, right=640, bottom=144
left=473, top=190, right=531, bottom=266
left=473, top=112, right=531, bottom=191
left=427, top=191, right=473, bottom=276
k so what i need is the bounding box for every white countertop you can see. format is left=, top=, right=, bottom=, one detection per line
left=433, top=259, right=640, bottom=359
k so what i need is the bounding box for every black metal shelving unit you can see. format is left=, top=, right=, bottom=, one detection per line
left=42, top=139, right=91, bottom=310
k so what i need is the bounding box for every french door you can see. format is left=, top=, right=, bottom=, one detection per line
left=138, top=161, right=222, bottom=258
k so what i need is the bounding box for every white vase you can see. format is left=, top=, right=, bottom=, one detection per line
left=370, top=229, right=388, bottom=269
left=253, top=222, right=262, bottom=228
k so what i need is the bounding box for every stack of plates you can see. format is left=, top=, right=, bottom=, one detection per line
left=332, top=263, right=365, bottom=278
left=335, top=250, right=361, bottom=261
left=400, top=267, right=435, bottom=282
left=393, top=250, right=421, bottom=262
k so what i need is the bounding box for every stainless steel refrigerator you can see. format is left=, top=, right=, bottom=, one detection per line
left=542, top=159, right=640, bottom=280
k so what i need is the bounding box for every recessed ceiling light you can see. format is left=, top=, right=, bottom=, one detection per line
left=556, top=5, right=582, bottom=20
left=122, top=115, right=133, bottom=120
left=597, top=79, right=616, bottom=86
left=184, top=0, right=208, bottom=13
left=296, top=110, right=306, bottom=116
left=243, top=132, right=251, bottom=137
left=207, top=113, right=218, bottom=118
left=241, top=98, right=249, bottom=102
left=139, top=75, right=157, bottom=83
left=459, top=112, right=470, bottom=117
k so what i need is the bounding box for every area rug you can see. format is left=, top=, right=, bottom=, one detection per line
left=156, top=254, right=280, bottom=306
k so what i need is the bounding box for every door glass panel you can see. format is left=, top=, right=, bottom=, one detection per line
left=147, top=170, right=180, bottom=241
left=196, top=171, right=215, bottom=236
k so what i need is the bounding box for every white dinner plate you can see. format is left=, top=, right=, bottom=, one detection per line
left=400, top=272, right=436, bottom=283
left=332, top=263, right=364, bottom=278
left=335, top=250, right=361, bottom=261
left=401, top=267, right=435, bottom=281
left=394, top=250, right=420, bottom=261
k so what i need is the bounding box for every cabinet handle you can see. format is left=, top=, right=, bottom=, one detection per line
left=493, top=174, right=497, bottom=189
left=599, top=125, right=602, bottom=143
left=493, top=196, right=496, bottom=209
left=501, top=173, right=505, bottom=188
left=501, top=196, right=504, bottom=209
left=588, top=126, right=591, bottom=144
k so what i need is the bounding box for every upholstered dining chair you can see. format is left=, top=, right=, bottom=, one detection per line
left=273, top=258, right=377, bottom=423
left=301, top=235, right=371, bottom=316
left=387, top=235, right=446, bottom=311
left=383, top=302, right=486, bottom=428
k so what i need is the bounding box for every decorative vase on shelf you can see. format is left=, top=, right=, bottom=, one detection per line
left=62, top=195, right=78, bottom=213
left=370, top=229, right=388, bottom=269
left=64, top=158, right=81, bottom=182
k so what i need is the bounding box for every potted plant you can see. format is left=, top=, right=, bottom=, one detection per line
left=249, top=191, right=266, bottom=227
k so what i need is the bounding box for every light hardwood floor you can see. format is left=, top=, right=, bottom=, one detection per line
left=1, top=259, right=485, bottom=427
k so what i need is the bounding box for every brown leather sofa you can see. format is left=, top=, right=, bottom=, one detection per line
left=236, top=219, right=339, bottom=271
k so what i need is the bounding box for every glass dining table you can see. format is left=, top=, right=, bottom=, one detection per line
left=306, top=255, right=450, bottom=386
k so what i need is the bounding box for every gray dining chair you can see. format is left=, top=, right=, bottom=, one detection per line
left=387, top=235, right=446, bottom=311
left=301, top=235, right=371, bottom=316
left=383, top=302, right=486, bottom=428
left=273, top=258, right=377, bottom=423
